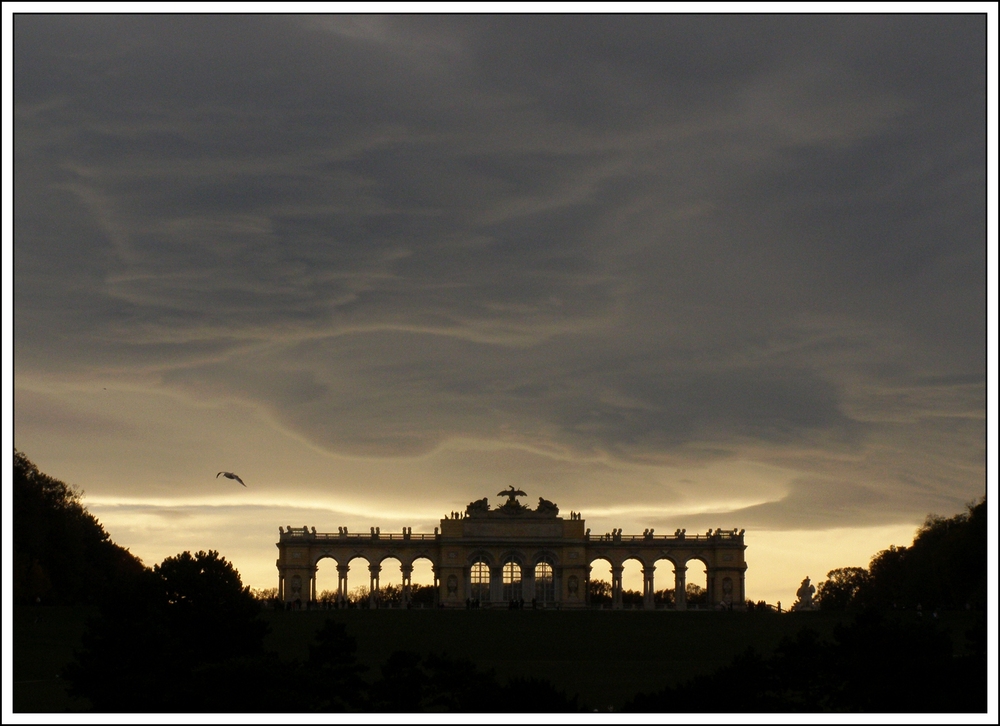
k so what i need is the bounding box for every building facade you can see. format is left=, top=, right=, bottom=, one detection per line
left=275, top=490, right=747, bottom=610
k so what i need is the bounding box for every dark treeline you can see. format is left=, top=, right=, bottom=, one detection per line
left=12, top=451, right=575, bottom=711
left=587, top=579, right=707, bottom=607
left=625, top=610, right=985, bottom=712
left=626, top=498, right=988, bottom=713
left=14, top=449, right=145, bottom=605
left=15, top=452, right=988, bottom=712
left=65, top=552, right=577, bottom=713
left=63, top=549, right=578, bottom=712
left=814, top=498, right=987, bottom=612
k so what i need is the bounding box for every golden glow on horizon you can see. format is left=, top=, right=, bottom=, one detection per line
left=84, top=496, right=926, bottom=606
left=82, top=494, right=448, bottom=522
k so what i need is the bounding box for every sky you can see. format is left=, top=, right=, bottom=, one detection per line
left=6, top=10, right=994, bottom=604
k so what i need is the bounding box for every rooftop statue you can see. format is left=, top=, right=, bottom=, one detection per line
left=498, top=485, right=527, bottom=503
left=535, top=497, right=559, bottom=516
left=496, top=486, right=530, bottom=514
left=465, top=497, right=490, bottom=517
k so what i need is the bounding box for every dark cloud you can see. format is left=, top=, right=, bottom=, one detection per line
left=14, top=15, right=985, bottom=531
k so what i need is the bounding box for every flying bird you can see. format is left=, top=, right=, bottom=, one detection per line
left=217, top=471, right=246, bottom=487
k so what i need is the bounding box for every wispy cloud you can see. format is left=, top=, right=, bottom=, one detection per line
left=14, top=15, right=985, bottom=559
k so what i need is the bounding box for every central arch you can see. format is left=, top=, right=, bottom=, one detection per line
left=502, top=560, right=522, bottom=602
left=534, top=560, right=555, bottom=605
left=469, top=558, right=491, bottom=604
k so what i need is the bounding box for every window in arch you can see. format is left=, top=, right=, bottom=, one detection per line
left=503, top=561, right=522, bottom=602
left=470, top=561, right=490, bottom=602
left=534, top=562, right=554, bottom=603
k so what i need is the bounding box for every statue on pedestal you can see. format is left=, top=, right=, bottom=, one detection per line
left=791, top=576, right=816, bottom=611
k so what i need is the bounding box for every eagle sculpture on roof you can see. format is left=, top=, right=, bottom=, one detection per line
left=497, top=486, right=527, bottom=503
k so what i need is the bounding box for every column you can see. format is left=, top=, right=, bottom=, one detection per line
left=524, top=564, right=536, bottom=602
left=337, top=563, right=350, bottom=603
left=642, top=566, right=656, bottom=610
left=401, top=563, right=413, bottom=606
left=491, top=565, right=504, bottom=605
left=369, top=563, right=381, bottom=608
left=310, top=568, right=317, bottom=602
left=278, top=573, right=284, bottom=601
left=611, top=565, right=623, bottom=610
left=674, top=564, right=687, bottom=610
left=585, top=566, right=592, bottom=607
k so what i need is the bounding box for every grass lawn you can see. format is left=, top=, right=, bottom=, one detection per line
left=12, top=605, right=93, bottom=713
left=261, top=608, right=857, bottom=710
left=13, top=605, right=981, bottom=712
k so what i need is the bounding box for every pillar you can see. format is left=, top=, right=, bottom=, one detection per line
left=491, top=565, right=504, bottom=605
left=310, top=567, right=317, bottom=602
left=401, top=564, right=413, bottom=605
left=674, top=564, right=687, bottom=610
left=642, top=566, right=656, bottom=610
left=611, top=565, right=623, bottom=610
left=337, top=563, right=350, bottom=602
left=369, top=563, right=381, bottom=608
left=278, top=573, right=284, bottom=601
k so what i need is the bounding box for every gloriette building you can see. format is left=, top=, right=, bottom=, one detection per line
left=276, top=488, right=747, bottom=610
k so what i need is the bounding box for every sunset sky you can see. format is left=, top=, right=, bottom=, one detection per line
left=7, top=12, right=992, bottom=603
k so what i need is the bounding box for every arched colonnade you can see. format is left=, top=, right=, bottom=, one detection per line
left=277, top=498, right=747, bottom=610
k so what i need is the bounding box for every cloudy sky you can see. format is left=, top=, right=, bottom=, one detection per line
left=8, top=12, right=990, bottom=601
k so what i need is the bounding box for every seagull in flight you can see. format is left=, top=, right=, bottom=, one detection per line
left=217, top=471, right=246, bottom=487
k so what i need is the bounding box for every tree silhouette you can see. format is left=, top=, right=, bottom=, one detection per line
left=815, top=567, right=869, bottom=610
left=305, top=619, right=369, bottom=711
left=815, top=498, right=986, bottom=611
left=588, top=579, right=612, bottom=604
left=685, top=583, right=707, bottom=606
left=13, top=449, right=144, bottom=605
left=65, top=550, right=269, bottom=711
left=625, top=610, right=984, bottom=712
left=409, top=584, right=437, bottom=606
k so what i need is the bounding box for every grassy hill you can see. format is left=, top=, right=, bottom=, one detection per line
left=15, top=605, right=981, bottom=712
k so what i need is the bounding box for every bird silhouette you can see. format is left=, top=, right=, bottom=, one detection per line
left=497, top=486, right=526, bottom=500
left=217, top=471, right=246, bottom=487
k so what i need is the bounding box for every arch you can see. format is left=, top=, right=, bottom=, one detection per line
left=407, top=556, right=437, bottom=608
left=652, top=556, right=680, bottom=609
left=499, top=550, right=527, bottom=567
left=621, top=557, right=645, bottom=609
left=313, top=555, right=341, bottom=605
left=469, top=558, right=491, bottom=603
left=466, top=550, right=495, bottom=567
left=344, top=555, right=372, bottom=606
left=587, top=557, right=614, bottom=608
left=311, top=551, right=343, bottom=567
left=533, top=550, right=559, bottom=567
left=534, top=561, right=555, bottom=605
left=375, top=556, right=404, bottom=608
left=502, top=559, right=523, bottom=603
left=682, top=555, right=711, bottom=609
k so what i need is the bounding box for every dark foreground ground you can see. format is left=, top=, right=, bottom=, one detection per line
left=13, top=605, right=982, bottom=712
